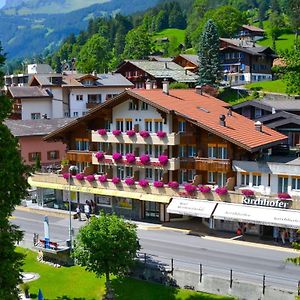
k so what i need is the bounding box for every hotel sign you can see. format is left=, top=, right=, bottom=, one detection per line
left=243, top=196, right=291, bottom=209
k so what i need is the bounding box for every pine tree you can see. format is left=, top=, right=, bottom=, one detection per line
left=197, top=19, right=220, bottom=87
left=0, top=43, right=29, bottom=299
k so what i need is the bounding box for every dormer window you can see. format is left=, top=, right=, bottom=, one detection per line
left=83, top=79, right=94, bottom=86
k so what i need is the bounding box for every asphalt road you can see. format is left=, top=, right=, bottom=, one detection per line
left=12, top=209, right=300, bottom=292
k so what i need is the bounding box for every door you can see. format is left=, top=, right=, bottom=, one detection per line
left=144, top=202, right=160, bottom=219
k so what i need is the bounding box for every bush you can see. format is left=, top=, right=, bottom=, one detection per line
left=169, top=82, right=189, bottom=89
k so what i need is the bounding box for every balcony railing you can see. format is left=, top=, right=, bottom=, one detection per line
left=66, top=151, right=92, bottom=163
left=91, top=131, right=180, bottom=145
left=92, top=153, right=180, bottom=170
left=195, top=158, right=232, bottom=172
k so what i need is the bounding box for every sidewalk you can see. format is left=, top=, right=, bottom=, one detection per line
left=16, top=205, right=299, bottom=253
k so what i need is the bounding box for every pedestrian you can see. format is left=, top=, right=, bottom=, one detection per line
left=84, top=200, right=91, bottom=221
left=273, top=226, right=279, bottom=243
left=280, top=228, right=286, bottom=245
left=76, top=204, right=81, bottom=221
left=289, top=228, right=294, bottom=243
left=90, top=199, right=95, bottom=214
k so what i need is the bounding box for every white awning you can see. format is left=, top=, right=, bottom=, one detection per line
left=167, top=198, right=217, bottom=218
left=213, top=203, right=300, bottom=229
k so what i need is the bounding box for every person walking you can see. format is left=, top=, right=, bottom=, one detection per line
left=280, top=228, right=286, bottom=245
left=76, top=204, right=81, bottom=221
left=84, top=200, right=91, bottom=221
left=273, top=226, right=279, bottom=243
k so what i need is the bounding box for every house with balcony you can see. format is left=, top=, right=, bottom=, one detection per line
left=239, top=25, right=265, bottom=41
left=28, top=83, right=300, bottom=239
left=172, top=54, right=199, bottom=73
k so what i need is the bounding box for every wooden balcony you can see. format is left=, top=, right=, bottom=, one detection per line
left=195, top=158, right=232, bottom=172
left=66, top=151, right=92, bottom=163
left=91, top=131, right=180, bottom=145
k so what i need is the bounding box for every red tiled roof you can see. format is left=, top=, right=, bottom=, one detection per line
left=132, top=89, right=286, bottom=152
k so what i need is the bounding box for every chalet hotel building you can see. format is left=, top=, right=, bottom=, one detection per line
left=29, top=83, right=300, bottom=237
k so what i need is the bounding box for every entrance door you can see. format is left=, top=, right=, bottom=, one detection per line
left=144, top=202, right=160, bottom=219
left=278, top=176, right=288, bottom=193
left=260, top=225, right=273, bottom=240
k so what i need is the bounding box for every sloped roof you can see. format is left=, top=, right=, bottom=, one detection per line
left=5, top=118, right=75, bottom=137
left=242, top=25, right=265, bottom=33
left=174, top=54, right=199, bottom=66
left=45, top=89, right=286, bottom=152
left=8, top=86, right=52, bottom=99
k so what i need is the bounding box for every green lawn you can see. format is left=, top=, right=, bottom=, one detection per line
left=245, top=79, right=288, bottom=94
left=218, top=88, right=253, bottom=105
left=18, top=247, right=234, bottom=300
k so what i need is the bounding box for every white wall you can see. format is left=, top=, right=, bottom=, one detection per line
left=21, top=98, right=52, bottom=120
left=49, top=87, right=64, bottom=118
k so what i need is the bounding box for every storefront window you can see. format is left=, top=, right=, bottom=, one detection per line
left=292, top=177, right=300, bottom=190
left=145, top=201, right=159, bottom=219
left=253, top=174, right=262, bottom=187
left=118, top=198, right=132, bottom=209
left=95, top=196, right=112, bottom=207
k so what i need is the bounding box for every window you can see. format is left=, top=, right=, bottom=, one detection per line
left=97, top=165, right=107, bottom=174
left=83, top=79, right=94, bottom=86
left=95, top=196, right=112, bottom=207
left=125, top=119, right=133, bottom=131
left=141, top=102, right=148, bottom=110
left=187, top=170, right=196, bottom=182
left=178, top=121, right=186, bottom=132
left=208, top=172, right=217, bottom=183
left=104, top=120, right=111, bottom=131
left=179, top=146, right=186, bottom=157
left=125, top=144, right=133, bottom=154
left=253, top=173, right=262, bottom=187
left=98, top=142, right=109, bottom=152
left=29, top=152, right=41, bottom=162
left=75, top=139, right=89, bottom=151
left=88, top=94, right=101, bottom=103
left=145, top=168, right=153, bottom=180
left=129, top=101, right=138, bottom=110
left=154, top=120, right=163, bottom=132
left=125, top=167, right=133, bottom=178
left=76, top=162, right=88, bottom=173
left=116, top=119, right=124, bottom=131
left=208, top=145, right=217, bottom=158
left=208, top=144, right=227, bottom=159
left=76, top=95, right=83, bottom=101
left=254, top=108, right=262, bottom=119
left=241, top=173, right=250, bottom=186
left=154, top=169, right=163, bottom=181
left=47, top=151, right=59, bottom=160
left=292, top=177, right=300, bottom=190
left=144, top=145, right=153, bottom=156
left=217, top=172, right=227, bottom=187
left=116, top=143, right=125, bottom=155
left=154, top=145, right=163, bottom=157
left=73, top=112, right=79, bottom=117
left=64, top=112, right=70, bottom=118
left=179, top=170, right=187, bottom=184
left=117, top=166, right=125, bottom=179
left=217, top=146, right=228, bottom=159
left=278, top=176, right=288, bottom=193
left=145, top=119, right=152, bottom=132
left=187, top=145, right=197, bottom=157
left=31, top=113, right=41, bottom=120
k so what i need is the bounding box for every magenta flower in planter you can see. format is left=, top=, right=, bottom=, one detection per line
left=157, top=131, right=166, bottom=138
left=126, top=130, right=136, bottom=137
left=184, top=184, right=197, bottom=194
left=168, top=181, right=179, bottom=189
left=75, top=173, right=85, bottom=181
left=139, top=179, right=149, bottom=187
left=95, top=151, right=104, bottom=161
left=199, top=185, right=211, bottom=193
left=98, top=175, right=107, bottom=183
left=63, top=173, right=71, bottom=180
left=158, top=155, right=169, bottom=166
left=112, top=177, right=121, bottom=184
left=112, top=152, right=122, bottom=161
left=86, top=175, right=95, bottom=182
left=140, top=130, right=150, bottom=138
left=140, top=154, right=150, bottom=165
left=154, top=181, right=164, bottom=188
left=278, top=192, right=291, bottom=200
left=125, top=178, right=135, bottom=186
left=112, top=130, right=122, bottom=136
left=215, top=187, right=228, bottom=196
left=241, top=189, right=255, bottom=197
left=97, top=128, right=107, bottom=136
left=125, top=153, right=136, bottom=164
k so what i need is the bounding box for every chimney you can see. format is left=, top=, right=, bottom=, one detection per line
left=219, top=114, right=226, bottom=127
left=162, top=79, right=169, bottom=95
left=227, top=108, right=232, bottom=117
left=145, top=79, right=152, bottom=90
left=195, top=85, right=203, bottom=95
left=92, top=70, right=97, bottom=76
left=272, top=107, right=276, bottom=114
left=255, top=121, right=262, bottom=132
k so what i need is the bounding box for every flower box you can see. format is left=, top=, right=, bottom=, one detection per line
left=125, top=178, right=135, bottom=186
left=184, top=184, right=197, bottom=194
left=140, top=154, right=150, bottom=165
left=112, top=130, right=121, bottom=136
left=86, top=175, right=95, bottom=182
left=75, top=173, right=85, bottom=181
left=278, top=192, right=291, bottom=200
left=158, top=155, right=169, bottom=166
left=198, top=185, right=211, bottom=193
left=139, top=179, right=149, bottom=187
left=215, top=187, right=228, bottom=196
left=126, top=130, right=136, bottom=137
left=156, top=131, right=166, bottom=138
left=125, top=153, right=136, bottom=164
left=63, top=173, right=71, bottom=180
left=98, top=175, right=107, bottom=183
left=95, top=151, right=105, bottom=161
left=154, top=181, right=164, bottom=188
left=241, top=189, right=255, bottom=197
left=140, top=130, right=150, bottom=138
left=97, top=129, right=107, bottom=136
left=112, top=152, right=122, bottom=161
left=112, top=177, right=121, bottom=184
left=168, top=181, right=179, bottom=189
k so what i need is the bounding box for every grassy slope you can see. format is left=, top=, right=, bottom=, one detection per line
left=19, top=247, right=234, bottom=300
left=245, top=79, right=288, bottom=94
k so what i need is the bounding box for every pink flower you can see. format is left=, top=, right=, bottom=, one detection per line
left=198, top=185, right=211, bottom=193
left=75, top=173, right=85, bottom=181
left=112, top=130, right=122, bottom=136
left=241, top=189, right=254, bottom=197
left=278, top=192, right=291, bottom=200
left=97, top=129, right=107, bottom=136
left=140, top=154, right=150, bottom=165
left=215, top=187, right=228, bottom=196
left=125, top=178, right=135, bottom=186
left=154, top=181, right=164, bottom=188
left=95, top=152, right=104, bottom=161
left=168, top=181, right=179, bottom=189
left=158, top=155, right=169, bottom=166
left=156, top=131, right=166, bottom=138
left=126, top=130, right=136, bottom=137
left=98, top=175, right=107, bottom=183
left=63, top=173, right=71, bottom=180
left=112, top=152, right=122, bottom=161
left=125, top=153, right=136, bottom=164
left=140, top=130, right=150, bottom=138
left=112, top=177, right=121, bottom=184
left=139, top=179, right=149, bottom=187
left=86, top=175, right=95, bottom=182
left=184, top=184, right=197, bottom=194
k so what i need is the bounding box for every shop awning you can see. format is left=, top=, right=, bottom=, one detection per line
left=140, top=194, right=171, bottom=203
left=167, top=198, right=217, bottom=218
left=213, top=203, right=300, bottom=229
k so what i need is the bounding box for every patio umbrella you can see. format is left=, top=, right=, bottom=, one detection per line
left=38, top=289, right=44, bottom=300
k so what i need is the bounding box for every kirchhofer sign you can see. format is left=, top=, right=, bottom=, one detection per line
left=242, top=196, right=291, bottom=209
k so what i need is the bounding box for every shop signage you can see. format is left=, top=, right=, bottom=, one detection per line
left=242, top=196, right=291, bottom=209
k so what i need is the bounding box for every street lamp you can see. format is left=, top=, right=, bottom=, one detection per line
left=68, top=165, right=78, bottom=250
